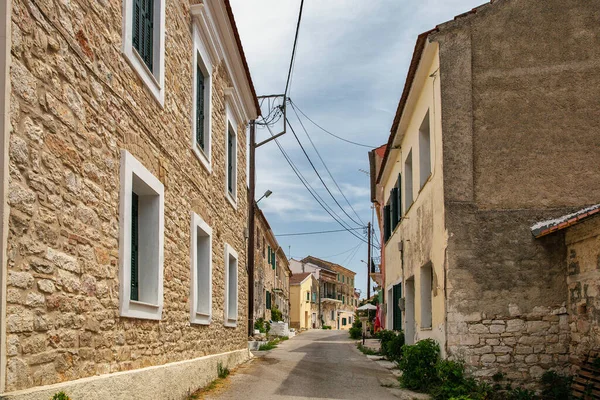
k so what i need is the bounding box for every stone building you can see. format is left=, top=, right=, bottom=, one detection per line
left=253, top=204, right=291, bottom=324
left=289, top=256, right=356, bottom=330
left=0, top=0, right=259, bottom=398
left=531, top=205, right=600, bottom=374
left=372, top=0, right=600, bottom=384
left=289, top=272, right=319, bottom=330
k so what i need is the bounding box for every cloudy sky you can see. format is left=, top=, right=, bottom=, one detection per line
left=229, top=0, right=483, bottom=298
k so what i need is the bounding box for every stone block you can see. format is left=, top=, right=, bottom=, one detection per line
left=515, top=346, right=533, bottom=354
left=506, top=319, right=525, bottom=333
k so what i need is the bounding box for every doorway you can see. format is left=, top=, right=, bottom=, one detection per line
left=405, top=278, right=415, bottom=345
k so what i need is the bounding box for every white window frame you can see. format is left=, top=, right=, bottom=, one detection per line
left=118, top=150, right=164, bottom=320
left=190, top=212, right=212, bottom=325
left=121, top=0, right=166, bottom=106
left=224, top=243, right=239, bottom=328
left=225, top=102, right=238, bottom=209
left=191, top=24, right=212, bottom=172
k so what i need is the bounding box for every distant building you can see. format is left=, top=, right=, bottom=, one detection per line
left=289, top=272, right=319, bottom=330
left=253, top=204, right=291, bottom=324
left=371, top=0, right=600, bottom=384
left=289, top=257, right=356, bottom=330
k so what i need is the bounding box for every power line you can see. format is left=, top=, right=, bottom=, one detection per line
left=319, top=242, right=364, bottom=259
left=276, top=227, right=364, bottom=237
left=286, top=117, right=364, bottom=227
left=290, top=101, right=366, bottom=226
left=341, top=241, right=363, bottom=266
left=262, top=123, right=377, bottom=248
left=285, top=0, right=305, bottom=97
left=290, top=100, right=378, bottom=148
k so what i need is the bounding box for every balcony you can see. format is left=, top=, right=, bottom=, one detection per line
left=321, top=293, right=341, bottom=303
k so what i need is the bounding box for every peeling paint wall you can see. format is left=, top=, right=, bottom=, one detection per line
left=382, top=42, right=446, bottom=350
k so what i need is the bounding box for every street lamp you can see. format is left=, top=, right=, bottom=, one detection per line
left=256, top=189, right=272, bottom=204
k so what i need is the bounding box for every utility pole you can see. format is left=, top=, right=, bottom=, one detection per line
left=247, top=121, right=256, bottom=337
left=247, top=96, right=287, bottom=338
left=367, top=222, right=371, bottom=301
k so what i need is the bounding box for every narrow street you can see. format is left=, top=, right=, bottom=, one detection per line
left=206, top=330, right=399, bottom=400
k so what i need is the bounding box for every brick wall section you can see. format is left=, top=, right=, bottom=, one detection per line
left=6, top=0, right=249, bottom=392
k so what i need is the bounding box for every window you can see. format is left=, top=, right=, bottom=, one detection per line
left=421, top=262, right=433, bottom=329
left=266, top=291, right=271, bottom=310
left=392, top=283, right=402, bottom=331
left=118, top=150, right=164, bottom=320
left=404, top=150, right=413, bottom=212
left=225, top=103, right=237, bottom=207
left=192, top=24, right=212, bottom=171
left=331, top=310, right=334, bottom=320
left=383, top=202, right=391, bottom=242
left=306, top=291, right=310, bottom=302
left=122, top=0, right=165, bottom=105
left=262, top=237, right=266, bottom=258
left=190, top=212, right=212, bottom=325
left=419, top=111, right=431, bottom=188
left=224, top=244, right=239, bottom=327
left=342, top=318, right=347, bottom=326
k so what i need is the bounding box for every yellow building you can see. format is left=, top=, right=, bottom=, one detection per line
left=289, top=273, right=319, bottom=330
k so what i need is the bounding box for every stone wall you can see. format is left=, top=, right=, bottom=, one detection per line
left=253, top=209, right=275, bottom=322
left=6, top=0, right=249, bottom=393
left=564, top=215, right=600, bottom=369
left=433, top=0, right=600, bottom=385
left=448, top=305, right=570, bottom=383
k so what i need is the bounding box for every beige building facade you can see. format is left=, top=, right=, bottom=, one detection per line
left=0, top=0, right=259, bottom=398
left=373, top=0, right=600, bottom=384
left=290, top=257, right=356, bottom=330
left=289, top=272, right=318, bottom=330
left=253, top=204, right=291, bottom=324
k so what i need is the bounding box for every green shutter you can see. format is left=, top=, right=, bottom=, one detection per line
left=196, top=66, right=205, bottom=150
left=268, top=246, right=271, bottom=264
left=131, top=192, right=139, bottom=301
left=266, top=291, right=271, bottom=310
left=227, top=128, right=234, bottom=194
left=133, top=0, right=154, bottom=71
left=393, top=284, right=402, bottom=331
left=397, top=173, right=403, bottom=219
left=391, top=187, right=399, bottom=229
left=383, top=204, right=391, bottom=242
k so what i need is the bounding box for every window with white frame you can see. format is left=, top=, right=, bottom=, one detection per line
left=419, top=110, right=431, bottom=188
left=404, top=150, right=414, bottom=212
left=190, top=212, right=212, bottom=325
left=225, top=104, right=237, bottom=207
left=224, top=244, right=238, bottom=327
left=119, top=150, right=164, bottom=320
left=192, top=24, right=212, bottom=171
left=122, top=0, right=165, bottom=105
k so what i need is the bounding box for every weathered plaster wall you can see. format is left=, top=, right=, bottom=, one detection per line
left=6, top=0, right=249, bottom=393
left=435, top=0, right=600, bottom=382
left=565, top=215, right=600, bottom=368
left=382, top=43, right=446, bottom=349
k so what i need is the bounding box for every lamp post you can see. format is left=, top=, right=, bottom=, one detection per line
left=256, top=190, right=272, bottom=204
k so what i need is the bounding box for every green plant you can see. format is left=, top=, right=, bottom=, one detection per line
left=507, top=387, right=536, bottom=400
left=492, top=372, right=504, bottom=382
left=322, top=325, right=331, bottom=330
left=258, top=342, right=276, bottom=351
left=217, top=362, right=230, bottom=379
left=349, top=326, right=362, bottom=339
left=449, top=397, right=474, bottom=400
left=384, top=331, right=405, bottom=362
left=271, top=305, right=283, bottom=322
left=592, top=358, right=600, bottom=369
left=398, top=339, right=440, bottom=391
left=540, top=370, right=573, bottom=400
left=51, top=393, right=71, bottom=400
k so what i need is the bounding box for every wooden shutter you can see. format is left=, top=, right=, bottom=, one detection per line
left=196, top=66, right=205, bottom=150
left=133, top=0, right=154, bottom=71
left=227, top=129, right=233, bottom=193
left=393, top=283, right=402, bottom=331
left=391, top=187, right=399, bottom=229
left=397, top=173, right=403, bottom=219
left=383, top=204, right=391, bottom=242
left=131, top=192, right=139, bottom=301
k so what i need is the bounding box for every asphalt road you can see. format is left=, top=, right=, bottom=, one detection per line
left=206, top=330, right=400, bottom=400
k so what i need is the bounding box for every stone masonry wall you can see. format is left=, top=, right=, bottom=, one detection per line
left=448, top=305, right=570, bottom=383
left=564, top=215, right=600, bottom=369
left=253, top=210, right=275, bottom=323
left=6, top=0, right=249, bottom=392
